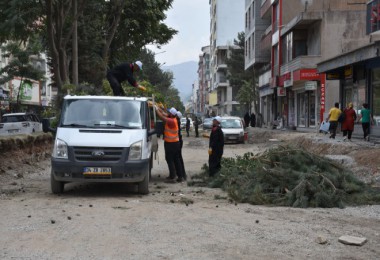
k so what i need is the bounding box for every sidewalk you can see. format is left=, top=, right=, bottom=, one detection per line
left=245, top=125, right=380, bottom=144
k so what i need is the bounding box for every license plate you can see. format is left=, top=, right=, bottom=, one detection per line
left=83, top=167, right=111, bottom=175
left=228, top=136, right=237, bottom=140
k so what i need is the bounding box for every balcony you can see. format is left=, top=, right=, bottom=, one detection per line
left=280, top=55, right=322, bottom=75
left=260, top=28, right=272, bottom=52
left=260, top=0, right=272, bottom=19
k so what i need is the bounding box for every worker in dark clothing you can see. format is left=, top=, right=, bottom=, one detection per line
left=244, top=112, right=250, bottom=128
left=185, top=116, right=190, bottom=137
left=176, top=111, right=187, bottom=180
left=208, top=116, right=224, bottom=177
left=194, top=116, right=199, bottom=137
left=250, top=112, right=256, bottom=127
left=106, top=61, right=146, bottom=96
left=155, top=106, right=184, bottom=183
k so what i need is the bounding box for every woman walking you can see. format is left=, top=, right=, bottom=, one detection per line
left=341, top=102, right=356, bottom=141
left=357, top=103, right=374, bottom=141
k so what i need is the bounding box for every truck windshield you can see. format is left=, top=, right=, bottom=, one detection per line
left=61, top=99, right=143, bottom=129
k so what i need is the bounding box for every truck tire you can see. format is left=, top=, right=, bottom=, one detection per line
left=138, top=167, right=150, bottom=195
left=51, top=169, right=64, bottom=194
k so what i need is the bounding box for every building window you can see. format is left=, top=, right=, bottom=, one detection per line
left=245, top=12, right=248, bottom=28
left=248, top=7, right=251, bottom=29
left=245, top=40, right=248, bottom=57
left=251, top=33, right=255, bottom=57
left=248, top=37, right=251, bottom=59
left=252, top=1, right=255, bottom=20
left=367, top=0, right=380, bottom=34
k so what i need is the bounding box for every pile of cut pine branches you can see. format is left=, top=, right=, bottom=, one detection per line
left=190, top=145, right=380, bottom=208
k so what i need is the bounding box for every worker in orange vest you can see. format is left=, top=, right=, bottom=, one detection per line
left=155, top=106, right=185, bottom=182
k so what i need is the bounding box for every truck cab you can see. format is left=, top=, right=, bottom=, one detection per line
left=49, top=95, right=159, bottom=194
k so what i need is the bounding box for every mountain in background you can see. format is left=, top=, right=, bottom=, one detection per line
left=162, top=61, right=198, bottom=103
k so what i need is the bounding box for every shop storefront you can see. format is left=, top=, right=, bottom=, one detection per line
left=280, top=69, right=321, bottom=129
left=318, top=42, right=380, bottom=137
left=259, top=85, right=274, bottom=127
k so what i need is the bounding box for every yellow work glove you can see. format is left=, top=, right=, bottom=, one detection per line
left=208, top=148, right=212, bottom=155
left=137, top=85, right=146, bottom=91
left=157, top=102, right=165, bottom=109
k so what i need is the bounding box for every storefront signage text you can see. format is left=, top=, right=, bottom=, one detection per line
left=305, top=81, right=317, bottom=91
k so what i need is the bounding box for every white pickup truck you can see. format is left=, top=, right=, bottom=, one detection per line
left=47, top=95, right=160, bottom=194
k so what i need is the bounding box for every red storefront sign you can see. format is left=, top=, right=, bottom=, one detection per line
left=320, top=74, right=326, bottom=123
left=279, top=72, right=291, bottom=87
left=293, top=69, right=320, bottom=81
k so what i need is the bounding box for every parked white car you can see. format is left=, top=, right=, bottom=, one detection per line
left=0, top=112, right=42, bottom=136
left=220, top=116, right=245, bottom=143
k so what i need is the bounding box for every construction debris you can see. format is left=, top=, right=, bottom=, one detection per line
left=191, top=145, right=380, bottom=208
left=338, top=235, right=367, bottom=246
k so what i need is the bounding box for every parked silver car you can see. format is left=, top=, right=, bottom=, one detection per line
left=202, top=118, right=213, bottom=130
left=220, top=116, right=245, bottom=143
left=0, top=112, right=42, bottom=135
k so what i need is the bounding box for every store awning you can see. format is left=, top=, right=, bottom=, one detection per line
left=317, top=42, right=380, bottom=73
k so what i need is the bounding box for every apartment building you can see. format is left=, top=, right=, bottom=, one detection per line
left=318, top=0, right=380, bottom=136
left=209, top=0, right=244, bottom=116
left=247, top=0, right=367, bottom=129
left=196, top=46, right=211, bottom=117
left=0, top=46, right=54, bottom=116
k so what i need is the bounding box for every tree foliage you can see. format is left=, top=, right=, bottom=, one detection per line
left=0, top=38, right=45, bottom=109
left=226, top=32, right=259, bottom=113
left=0, top=0, right=177, bottom=95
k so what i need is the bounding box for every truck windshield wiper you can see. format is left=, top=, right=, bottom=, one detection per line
left=93, top=123, right=138, bottom=129
left=62, top=123, right=91, bottom=128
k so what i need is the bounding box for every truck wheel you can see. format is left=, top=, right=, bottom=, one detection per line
left=51, top=169, right=64, bottom=194
left=138, top=167, right=150, bottom=195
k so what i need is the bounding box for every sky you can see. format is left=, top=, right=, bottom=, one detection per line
left=147, top=0, right=210, bottom=66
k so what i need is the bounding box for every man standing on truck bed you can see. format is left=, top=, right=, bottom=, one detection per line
left=107, top=61, right=146, bottom=96
left=155, top=106, right=185, bottom=183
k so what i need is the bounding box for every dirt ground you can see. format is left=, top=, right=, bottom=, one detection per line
left=0, top=128, right=379, bottom=260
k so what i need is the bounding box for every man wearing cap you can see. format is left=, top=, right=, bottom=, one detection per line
left=155, top=106, right=185, bottom=182
left=106, top=61, right=146, bottom=96
left=208, top=116, right=224, bottom=177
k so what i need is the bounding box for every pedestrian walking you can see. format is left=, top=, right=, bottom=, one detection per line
left=250, top=112, right=256, bottom=127
left=185, top=116, right=190, bottom=137
left=326, top=102, right=342, bottom=139
left=208, top=116, right=224, bottom=177
left=194, top=116, right=199, bottom=137
left=357, top=103, right=374, bottom=141
left=155, top=106, right=184, bottom=182
left=244, top=112, right=250, bottom=128
left=341, top=102, right=356, bottom=141
left=106, top=61, right=146, bottom=96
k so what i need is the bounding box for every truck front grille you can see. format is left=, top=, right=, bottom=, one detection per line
left=73, top=147, right=125, bottom=162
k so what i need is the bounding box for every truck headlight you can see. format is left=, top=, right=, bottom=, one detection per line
left=128, top=141, right=142, bottom=160
left=53, top=138, right=68, bottom=159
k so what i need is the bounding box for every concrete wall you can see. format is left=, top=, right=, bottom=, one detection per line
left=282, top=0, right=366, bottom=25
left=321, top=10, right=369, bottom=61
left=307, top=22, right=321, bottom=56
left=324, top=79, right=340, bottom=119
